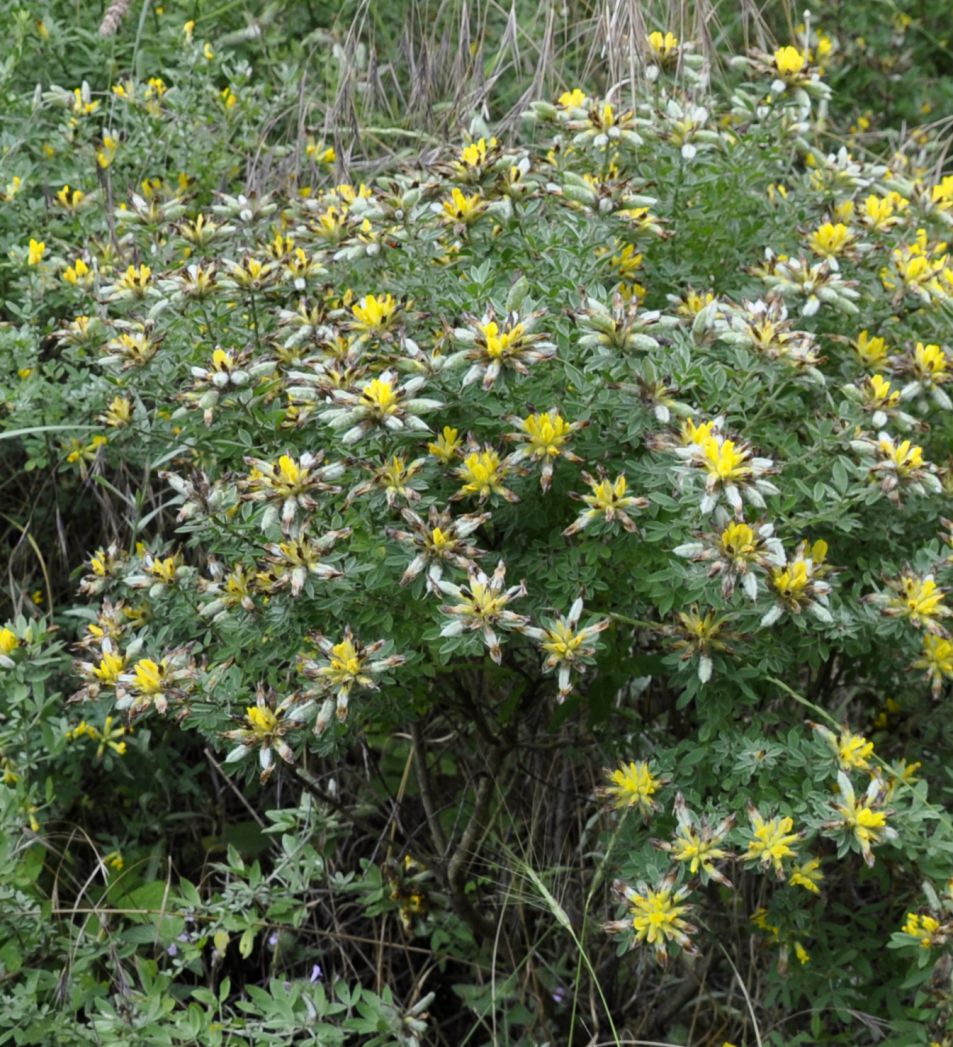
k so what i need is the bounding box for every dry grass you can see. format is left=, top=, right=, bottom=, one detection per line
left=314, top=0, right=787, bottom=174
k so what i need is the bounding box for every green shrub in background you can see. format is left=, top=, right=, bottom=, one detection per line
left=3, top=2, right=953, bottom=1045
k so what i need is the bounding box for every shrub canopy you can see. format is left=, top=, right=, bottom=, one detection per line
left=2, top=6, right=953, bottom=1046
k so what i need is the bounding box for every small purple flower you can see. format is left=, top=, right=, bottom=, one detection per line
left=267, top=930, right=280, bottom=949
left=167, top=943, right=178, bottom=957
left=552, top=985, right=566, bottom=1005
left=309, top=963, right=323, bottom=983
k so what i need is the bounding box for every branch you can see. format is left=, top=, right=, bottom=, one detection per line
left=411, top=721, right=448, bottom=857
left=445, top=746, right=506, bottom=940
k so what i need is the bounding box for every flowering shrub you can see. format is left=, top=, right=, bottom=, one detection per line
left=3, top=4, right=953, bottom=1045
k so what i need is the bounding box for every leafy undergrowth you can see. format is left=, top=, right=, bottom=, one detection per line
left=2, top=4, right=953, bottom=1046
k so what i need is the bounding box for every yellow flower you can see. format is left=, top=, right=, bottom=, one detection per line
left=829, top=773, right=892, bottom=865
left=630, top=887, right=689, bottom=947
left=610, top=243, right=644, bottom=281
left=774, top=46, right=807, bottom=77
left=89, top=550, right=111, bottom=577
left=845, top=805, right=887, bottom=845
left=27, top=239, right=45, bottom=265
left=312, top=204, right=348, bottom=242
left=66, top=721, right=99, bottom=743
left=456, top=449, right=510, bottom=500
left=902, top=912, right=942, bottom=948
left=132, top=658, right=164, bottom=695
left=277, top=455, right=302, bottom=487
left=564, top=472, right=647, bottom=536
left=459, top=137, right=494, bottom=168
left=751, top=907, right=780, bottom=940
left=56, top=184, right=85, bottom=210
left=914, top=342, right=949, bottom=384
left=913, top=633, right=953, bottom=695
left=584, top=475, right=629, bottom=511
left=2, top=174, right=23, bottom=201
left=63, top=258, right=91, bottom=286
left=539, top=621, right=585, bottom=660
left=351, top=293, right=398, bottom=333
left=96, top=134, right=119, bottom=169
left=305, top=140, right=336, bottom=165
left=877, top=435, right=925, bottom=475
left=833, top=199, right=855, bottom=223
left=674, top=289, right=715, bottom=316
left=591, top=102, right=618, bottom=130
left=72, top=86, right=100, bottom=116
left=867, top=374, right=899, bottom=407
left=671, top=607, right=728, bottom=682
left=557, top=88, right=587, bottom=108
left=789, top=856, right=824, bottom=894
left=117, top=264, right=152, bottom=296
left=681, top=417, right=716, bottom=445
left=794, top=941, right=810, bottom=965
left=520, top=411, right=571, bottom=458
left=808, top=222, right=853, bottom=258
left=479, top=320, right=519, bottom=359
left=889, top=574, right=949, bottom=629
left=0, top=628, right=19, bottom=656
left=671, top=826, right=729, bottom=877
left=647, top=30, right=679, bottom=60
left=212, top=348, right=233, bottom=372
left=441, top=187, right=486, bottom=224
left=147, top=555, right=180, bottom=585
left=92, top=651, right=125, bottom=686
left=837, top=732, right=874, bottom=771
left=766, top=183, right=788, bottom=202
left=932, top=175, right=953, bottom=210
left=676, top=607, right=724, bottom=647
left=457, top=580, right=507, bottom=622
left=427, top=426, right=462, bottom=463
left=66, top=435, right=108, bottom=466
left=246, top=704, right=277, bottom=736
left=720, top=521, right=756, bottom=559
left=897, top=758, right=921, bottom=784
left=325, top=638, right=363, bottom=687
left=360, top=377, right=399, bottom=417
left=744, top=809, right=799, bottom=876
left=224, top=255, right=273, bottom=288
left=89, top=714, right=130, bottom=756
left=429, top=527, right=452, bottom=550
left=853, top=330, right=889, bottom=367
left=862, top=193, right=904, bottom=230
left=220, top=86, right=238, bottom=109
left=701, top=437, right=751, bottom=482
left=602, top=760, right=663, bottom=815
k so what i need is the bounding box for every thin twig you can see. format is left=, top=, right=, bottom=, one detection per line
left=204, top=747, right=265, bottom=828
left=411, top=720, right=448, bottom=857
